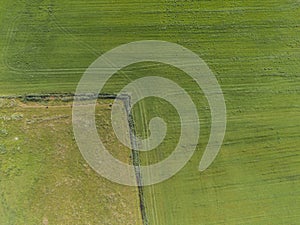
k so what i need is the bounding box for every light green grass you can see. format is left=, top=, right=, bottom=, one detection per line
left=0, top=0, right=300, bottom=224
left=0, top=99, right=142, bottom=225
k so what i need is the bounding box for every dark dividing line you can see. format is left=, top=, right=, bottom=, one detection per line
left=0, top=93, right=116, bottom=102
left=121, top=95, right=149, bottom=225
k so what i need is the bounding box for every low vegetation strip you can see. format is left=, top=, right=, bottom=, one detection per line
left=122, top=95, right=149, bottom=225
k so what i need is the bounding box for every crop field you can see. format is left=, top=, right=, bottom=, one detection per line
left=0, top=0, right=300, bottom=225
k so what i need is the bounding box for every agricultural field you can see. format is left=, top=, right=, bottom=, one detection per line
left=0, top=0, right=300, bottom=225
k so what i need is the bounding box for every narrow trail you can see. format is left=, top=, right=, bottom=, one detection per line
left=18, top=103, right=72, bottom=109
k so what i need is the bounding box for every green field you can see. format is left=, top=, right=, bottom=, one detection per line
left=0, top=0, right=300, bottom=224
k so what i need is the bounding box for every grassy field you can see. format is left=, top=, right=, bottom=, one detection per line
left=0, top=0, right=300, bottom=224
left=0, top=98, right=142, bottom=224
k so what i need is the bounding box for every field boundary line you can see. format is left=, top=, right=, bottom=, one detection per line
left=121, top=94, right=149, bottom=225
